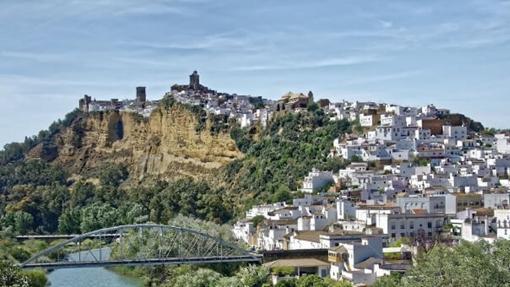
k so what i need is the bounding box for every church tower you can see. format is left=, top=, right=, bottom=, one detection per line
left=136, top=86, right=146, bottom=104
left=189, top=70, right=200, bottom=90
left=307, top=90, right=314, bottom=104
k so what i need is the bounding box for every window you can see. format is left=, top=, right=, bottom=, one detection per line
left=391, top=233, right=396, bottom=238
left=428, top=222, right=432, bottom=228
left=400, top=233, right=405, bottom=237
left=391, top=225, right=396, bottom=230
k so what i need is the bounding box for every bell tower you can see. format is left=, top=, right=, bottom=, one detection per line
left=189, top=70, right=200, bottom=90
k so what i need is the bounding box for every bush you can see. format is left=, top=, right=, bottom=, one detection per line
left=0, top=261, right=29, bottom=287
left=10, top=247, right=30, bottom=262
left=22, top=269, right=47, bottom=287
left=272, top=266, right=294, bottom=276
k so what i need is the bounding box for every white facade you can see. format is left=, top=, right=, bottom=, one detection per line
left=484, top=193, right=510, bottom=209
left=495, top=209, right=510, bottom=240
left=336, top=199, right=357, bottom=220
left=442, top=125, right=467, bottom=140
left=380, top=114, right=406, bottom=127
left=356, top=206, right=397, bottom=226
left=360, top=114, right=377, bottom=127
left=246, top=202, right=286, bottom=219
left=329, top=237, right=384, bottom=285
left=496, top=134, right=510, bottom=154
left=376, top=213, right=445, bottom=240
left=233, top=221, right=256, bottom=245
left=396, top=196, right=446, bottom=214
left=302, top=169, right=334, bottom=193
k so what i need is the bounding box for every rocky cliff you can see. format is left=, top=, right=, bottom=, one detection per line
left=32, top=104, right=242, bottom=182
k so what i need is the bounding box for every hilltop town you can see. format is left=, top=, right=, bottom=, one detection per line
left=22, top=71, right=510, bottom=286
left=78, top=71, right=272, bottom=128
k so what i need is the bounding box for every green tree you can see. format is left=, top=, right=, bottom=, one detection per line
left=22, top=269, right=47, bottom=287
left=58, top=208, right=82, bottom=234
left=0, top=261, right=29, bottom=287
left=80, top=203, right=119, bottom=232
left=296, top=275, right=328, bottom=287
left=9, top=247, right=30, bottom=262
left=70, top=181, right=96, bottom=208
left=275, top=279, right=297, bottom=287
left=13, top=211, right=33, bottom=234
left=99, top=164, right=129, bottom=188
left=216, top=277, right=243, bottom=287
left=401, top=241, right=510, bottom=287
left=236, top=265, right=270, bottom=287
left=164, top=268, right=222, bottom=287
left=271, top=185, right=292, bottom=203
left=372, top=273, right=401, bottom=287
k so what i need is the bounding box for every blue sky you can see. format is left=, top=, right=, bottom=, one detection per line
left=1, top=0, right=510, bottom=146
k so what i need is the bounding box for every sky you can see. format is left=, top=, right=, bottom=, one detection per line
left=1, top=0, right=510, bottom=146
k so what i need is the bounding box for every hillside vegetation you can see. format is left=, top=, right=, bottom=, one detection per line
left=223, top=108, right=351, bottom=208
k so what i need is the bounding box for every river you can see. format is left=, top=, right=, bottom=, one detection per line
left=47, top=249, right=143, bottom=287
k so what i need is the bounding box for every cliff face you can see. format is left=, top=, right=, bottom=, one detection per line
left=44, top=105, right=242, bottom=182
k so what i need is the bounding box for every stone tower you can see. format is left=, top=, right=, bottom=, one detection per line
left=189, top=70, right=200, bottom=90
left=79, top=94, right=92, bottom=112
left=136, top=86, right=146, bottom=104
left=307, top=91, right=314, bottom=105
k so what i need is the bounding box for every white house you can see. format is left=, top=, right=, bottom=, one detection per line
left=297, top=205, right=337, bottom=231
left=399, top=163, right=431, bottom=179
left=233, top=220, right=256, bottom=245
left=246, top=202, right=286, bottom=219
left=329, top=237, right=384, bottom=285
left=496, top=134, right=510, bottom=154
left=239, top=113, right=253, bottom=128
left=356, top=204, right=399, bottom=226
left=495, top=209, right=510, bottom=240
left=380, top=114, right=406, bottom=127
left=442, top=125, right=467, bottom=140
left=375, top=212, right=446, bottom=240
left=396, top=195, right=446, bottom=214
left=258, top=220, right=297, bottom=250
left=484, top=193, right=510, bottom=209
left=336, top=199, right=357, bottom=220
left=302, top=169, right=335, bottom=193
left=360, top=114, right=378, bottom=127
left=452, top=208, right=494, bottom=242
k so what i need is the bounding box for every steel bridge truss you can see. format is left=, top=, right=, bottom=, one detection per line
left=21, top=224, right=261, bottom=269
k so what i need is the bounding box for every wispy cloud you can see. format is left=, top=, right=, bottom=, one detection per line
left=229, top=55, right=382, bottom=72
left=0, top=51, right=68, bottom=63
left=379, top=20, right=394, bottom=29
left=0, top=74, right=121, bottom=88
left=339, top=70, right=422, bottom=86
left=112, top=3, right=191, bottom=17
left=118, top=30, right=267, bottom=54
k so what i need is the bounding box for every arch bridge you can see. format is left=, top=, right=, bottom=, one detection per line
left=21, top=224, right=261, bottom=269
